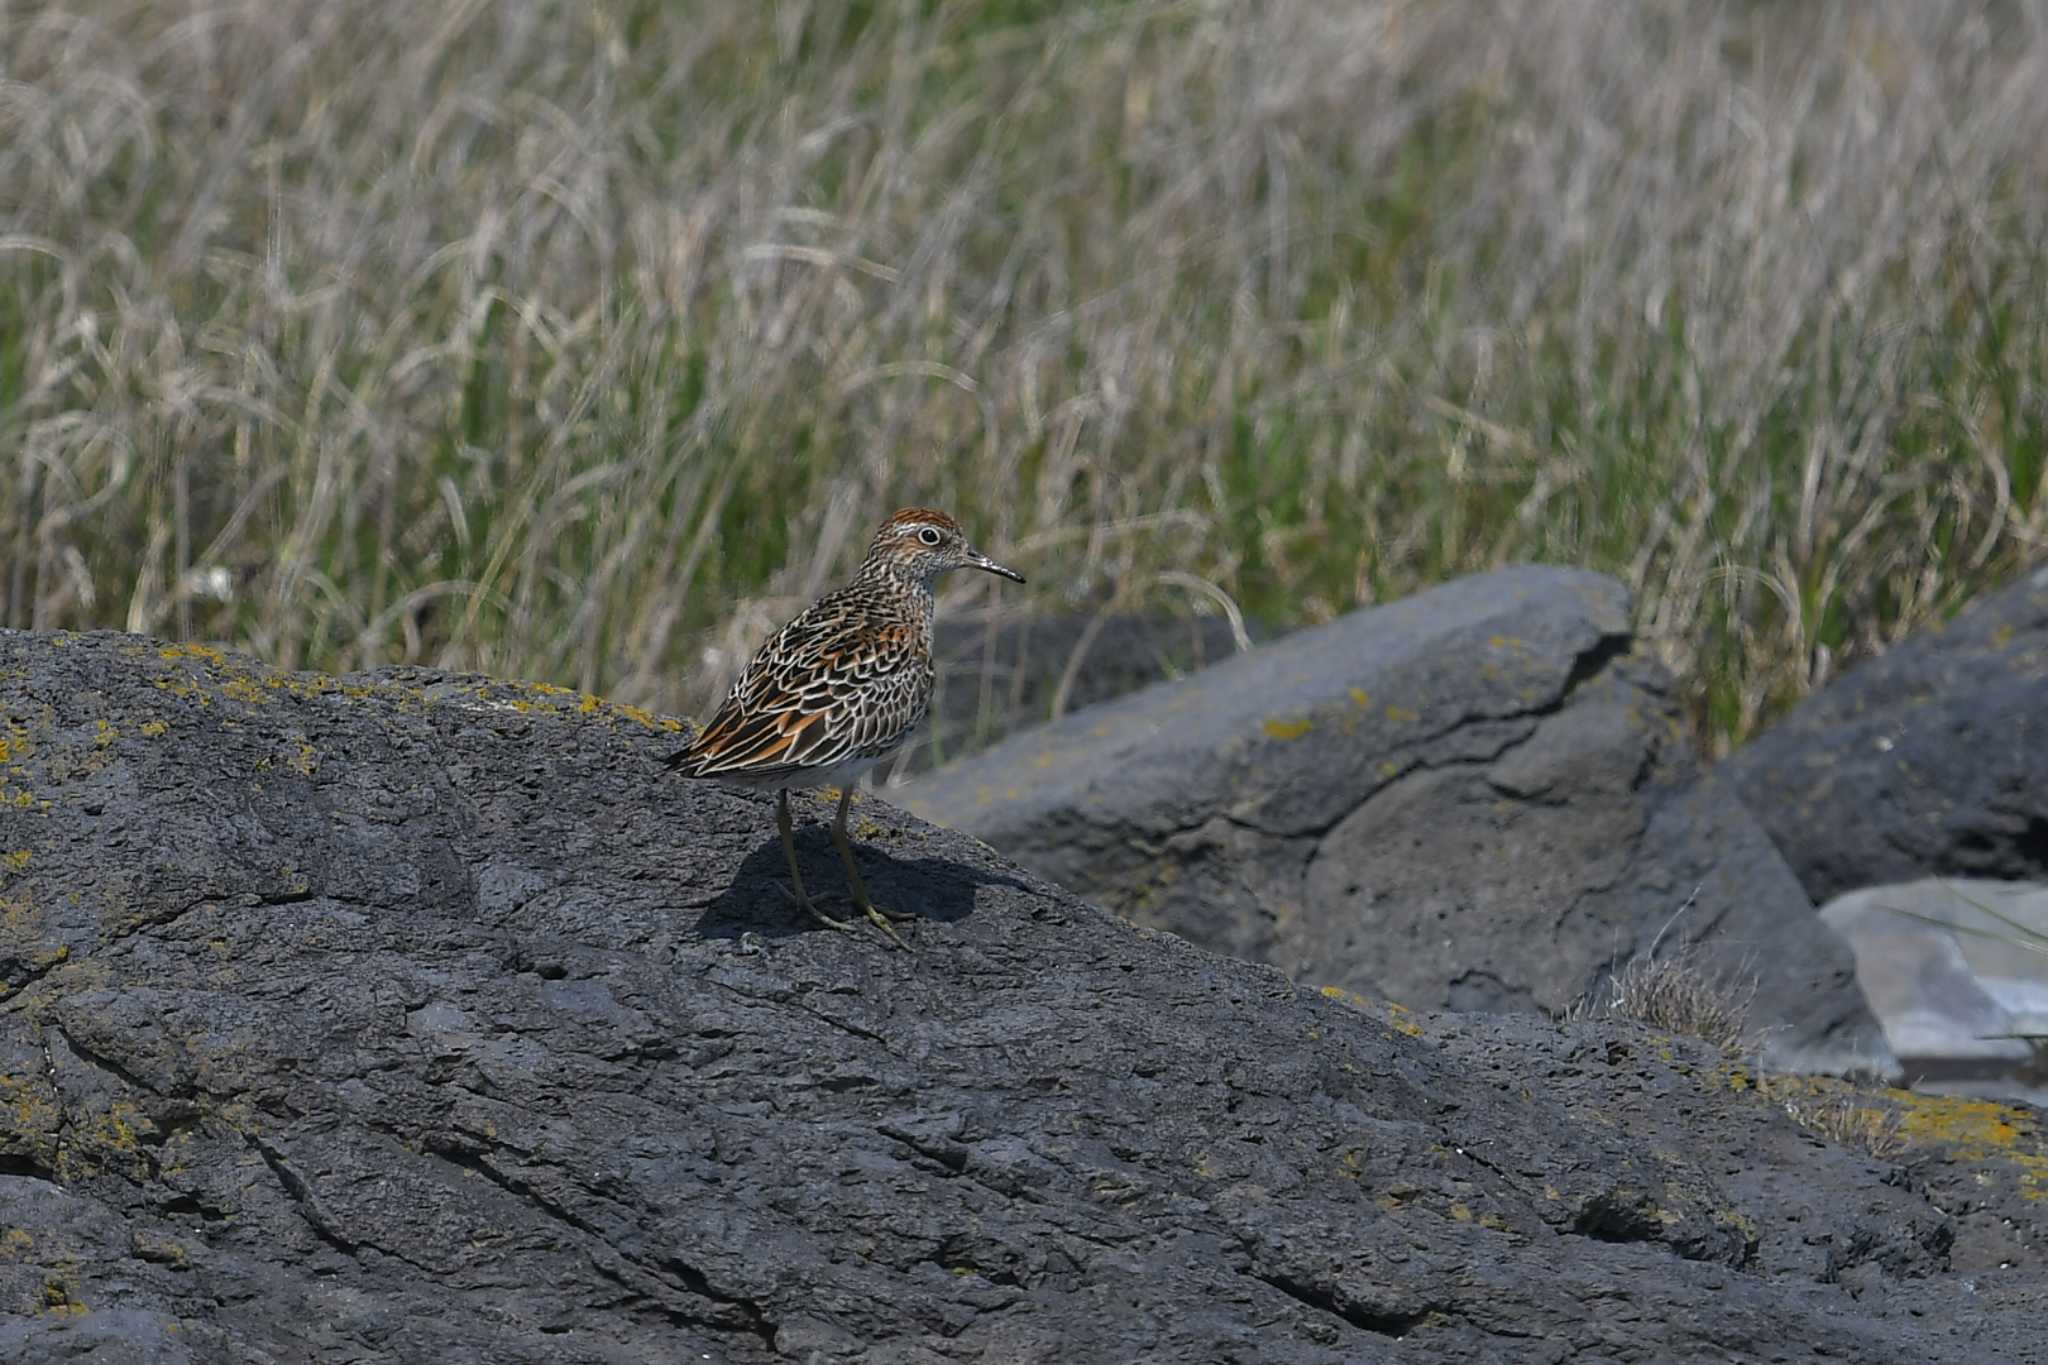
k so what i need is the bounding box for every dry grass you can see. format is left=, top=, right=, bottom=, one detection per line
left=4, top=0, right=2046, bottom=749
left=1780, top=1090, right=1909, bottom=1162
left=1566, top=949, right=1757, bottom=1053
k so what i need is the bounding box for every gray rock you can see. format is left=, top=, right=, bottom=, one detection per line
left=901, top=611, right=1257, bottom=775
left=1, top=629, right=2040, bottom=1363
left=1821, top=878, right=2048, bottom=1096
left=900, top=567, right=1885, bottom=1073
left=1723, top=562, right=2048, bottom=904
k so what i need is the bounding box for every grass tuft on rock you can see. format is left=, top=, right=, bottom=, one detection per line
left=1567, top=949, right=1758, bottom=1054
left=1780, top=1090, right=1909, bottom=1162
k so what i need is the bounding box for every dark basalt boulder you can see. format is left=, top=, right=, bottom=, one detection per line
left=1722, top=562, right=2048, bottom=905
left=1, top=630, right=2041, bottom=1363
left=901, top=567, right=1885, bottom=1074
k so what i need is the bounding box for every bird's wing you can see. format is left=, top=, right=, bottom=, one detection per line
left=665, top=595, right=925, bottom=780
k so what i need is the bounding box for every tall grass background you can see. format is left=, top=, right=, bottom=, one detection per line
left=3, top=0, right=2043, bottom=754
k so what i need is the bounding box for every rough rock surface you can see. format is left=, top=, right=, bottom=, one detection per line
left=901, top=567, right=1883, bottom=1073
left=1724, top=562, right=2048, bottom=904
left=2, top=630, right=2043, bottom=1363
left=903, top=612, right=1255, bottom=776
left=1822, top=878, right=2048, bottom=1100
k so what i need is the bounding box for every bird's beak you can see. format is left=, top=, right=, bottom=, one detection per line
left=969, top=551, right=1026, bottom=584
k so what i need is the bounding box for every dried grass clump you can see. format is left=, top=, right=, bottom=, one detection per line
left=1781, top=1092, right=1908, bottom=1162
left=3, top=1, right=2045, bottom=751
left=1568, top=950, right=1757, bottom=1054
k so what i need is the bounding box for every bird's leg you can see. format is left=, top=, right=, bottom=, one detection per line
left=778, top=788, right=856, bottom=933
left=831, top=786, right=912, bottom=950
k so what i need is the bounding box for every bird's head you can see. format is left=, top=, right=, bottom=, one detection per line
left=860, top=508, right=1025, bottom=588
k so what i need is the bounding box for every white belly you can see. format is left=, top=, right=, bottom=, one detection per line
left=710, top=754, right=882, bottom=793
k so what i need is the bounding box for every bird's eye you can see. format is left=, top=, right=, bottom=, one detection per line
left=917, top=527, right=942, bottom=546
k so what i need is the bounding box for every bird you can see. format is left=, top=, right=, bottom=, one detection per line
left=666, top=508, right=1025, bottom=948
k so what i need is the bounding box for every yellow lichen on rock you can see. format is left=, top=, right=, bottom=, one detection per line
left=219, top=677, right=270, bottom=705
left=157, top=643, right=226, bottom=666
left=1745, top=1074, right=2048, bottom=1197
left=1318, top=984, right=1425, bottom=1037
left=1892, top=1091, right=2048, bottom=1198
left=0, top=723, right=32, bottom=762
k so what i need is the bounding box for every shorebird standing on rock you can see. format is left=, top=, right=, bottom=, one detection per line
left=666, top=508, right=1025, bottom=949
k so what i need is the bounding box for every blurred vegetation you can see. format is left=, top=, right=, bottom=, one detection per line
left=2, top=0, right=2043, bottom=753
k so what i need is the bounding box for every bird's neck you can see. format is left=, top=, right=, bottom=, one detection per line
left=852, top=558, right=938, bottom=621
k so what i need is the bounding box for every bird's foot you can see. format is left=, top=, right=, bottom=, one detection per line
left=776, top=881, right=909, bottom=949
left=774, top=880, right=858, bottom=933
left=861, top=903, right=913, bottom=952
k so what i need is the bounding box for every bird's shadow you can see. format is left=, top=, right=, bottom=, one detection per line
left=698, top=819, right=1032, bottom=944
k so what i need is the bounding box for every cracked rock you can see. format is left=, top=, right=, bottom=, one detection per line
left=901, top=566, right=1886, bottom=1072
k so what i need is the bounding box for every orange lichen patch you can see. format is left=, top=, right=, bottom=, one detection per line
left=151, top=675, right=211, bottom=707
left=1893, top=1092, right=2048, bottom=1198
left=1383, top=1000, right=1425, bottom=1038
left=610, top=702, right=668, bottom=730
left=0, top=724, right=32, bottom=762
left=1384, top=705, right=1420, bottom=724
left=1348, top=687, right=1371, bottom=708
left=479, top=681, right=683, bottom=731
left=158, top=642, right=226, bottom=666
left=1749, top=1074, right=2048, bottom=1198
left=219, top=677, right=271, bottom=705
left=1262, top=717, right=1313, bottom=740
